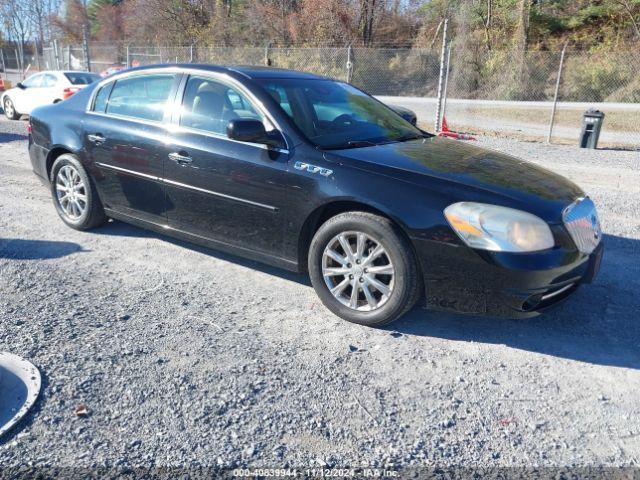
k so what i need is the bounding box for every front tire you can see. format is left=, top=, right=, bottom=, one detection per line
left=3, top=97, right=19, bottom=120
left=308, top=212, right=421, bottom=327
left=50, top=154, right=107, bottom=230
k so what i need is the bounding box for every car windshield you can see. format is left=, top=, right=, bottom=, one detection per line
left=64, top=72, right=100, bottom=85
left=256, top=78, right=427, bottom=149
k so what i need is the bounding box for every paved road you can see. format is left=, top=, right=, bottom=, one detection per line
left=1, top=117, right=639, bottom=472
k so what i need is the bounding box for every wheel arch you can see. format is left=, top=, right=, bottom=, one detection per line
left=46, top=146, right=75, bottom=180
left=297, top=198, right=416, bottom=272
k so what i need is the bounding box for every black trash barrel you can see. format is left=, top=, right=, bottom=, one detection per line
left=579, top=109, right=605, bottom=149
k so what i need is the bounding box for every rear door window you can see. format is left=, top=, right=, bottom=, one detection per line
left=42, top=74, right=58, bottom=87
left=106, top=74, right=176, bottom=122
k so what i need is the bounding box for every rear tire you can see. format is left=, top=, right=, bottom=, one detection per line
left=3, top=97, right=19, bottom=120
left=50, top=154, right=107, bottom=230
left=308, top=211, right=421, bottom=327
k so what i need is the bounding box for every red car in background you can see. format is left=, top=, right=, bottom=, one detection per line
left=100, top=64, right=127, bottom=77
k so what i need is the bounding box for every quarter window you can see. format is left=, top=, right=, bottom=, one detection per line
left=92, top=83, right=113, bottom=113
left=180, top=76, right=263, bottom=135
left=106, top=74, right=176, bottom=122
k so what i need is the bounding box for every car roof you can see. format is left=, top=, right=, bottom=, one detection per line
left=124, top=63, right=329, bottom=80
left=29, top=71, right=97, bottom=76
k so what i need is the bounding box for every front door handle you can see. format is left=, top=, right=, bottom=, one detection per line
left=87, top=133, right=106, bottom=144
left=168, top=152, right=193, bottom=166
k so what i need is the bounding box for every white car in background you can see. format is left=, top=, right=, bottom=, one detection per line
left=1, top=71, right=100, bottom=120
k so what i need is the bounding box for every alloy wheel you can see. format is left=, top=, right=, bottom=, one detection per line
left=4, top=99, right=14, bottom=118
left=55, top=165, right=87, bottom=220
left=321, top=231, right=395, bottom=311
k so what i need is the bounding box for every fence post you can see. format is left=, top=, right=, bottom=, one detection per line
left=434, top=18, right=449, bottom=133
left=547, top=43, right=568, bottom=144
left=441, top=44, right=452, bottom=122
left=53, top=40, right=60, bottom=70
left=67, top=46, right=71, bottom=70
left=15, top=49, right=23, bottom=77
left=34, top=40, right=41, bottom=71
left=126, top=45, right=130, bottom=68
left=0, top=49, right=6, bottom=76
left=264, top=43, right=271, bottom=66
left=190, top=44, right=194, bottom=62
left=82, top=26, right=91, bottom=71
left=346, top=45, right=354, bottom=83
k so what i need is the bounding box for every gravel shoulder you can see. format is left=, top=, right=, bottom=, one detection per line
left=1, top=117, right=639, bottom=471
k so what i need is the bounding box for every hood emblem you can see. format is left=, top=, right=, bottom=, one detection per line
left=294, top=161, right=333, bottom=177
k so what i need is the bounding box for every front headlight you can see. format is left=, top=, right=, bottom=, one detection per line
left=444, top=202, right=555, bottom=253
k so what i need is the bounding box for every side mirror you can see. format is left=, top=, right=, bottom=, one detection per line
left=227, top=119, right=269, bottom=143
left=227, top=119, right=275, bottom=146
left=17, top=82, right=26, bottom=89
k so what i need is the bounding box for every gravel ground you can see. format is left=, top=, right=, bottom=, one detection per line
left=1, top=116, right=639, bottom=474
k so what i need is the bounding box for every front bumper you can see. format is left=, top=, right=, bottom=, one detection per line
left=414, top=237, right=603, bottom=318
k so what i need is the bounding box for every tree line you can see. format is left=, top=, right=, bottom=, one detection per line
left=2, top=0, right=640, bottom=53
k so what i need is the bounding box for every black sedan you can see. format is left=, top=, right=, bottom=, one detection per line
left=27, top=64, right=603, bottom=326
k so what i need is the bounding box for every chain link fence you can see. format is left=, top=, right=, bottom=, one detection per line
left=1, top=43, right=638, bottom=149
left=424, top=48, right=640, bottom=148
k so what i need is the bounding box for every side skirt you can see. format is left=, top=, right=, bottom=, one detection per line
left=104, top=208, right=301, bottom=273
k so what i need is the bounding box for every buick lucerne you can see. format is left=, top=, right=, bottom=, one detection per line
left=27, top=64, right=603, bottom=326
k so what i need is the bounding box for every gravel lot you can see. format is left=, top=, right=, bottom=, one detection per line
left=1, top=116, right=639, bottom=474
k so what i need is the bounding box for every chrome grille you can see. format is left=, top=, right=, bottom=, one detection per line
left=563, top=197, right=601, bottom=254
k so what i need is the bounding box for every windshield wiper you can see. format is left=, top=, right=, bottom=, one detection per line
left=320, top=140, right=379, bottom=150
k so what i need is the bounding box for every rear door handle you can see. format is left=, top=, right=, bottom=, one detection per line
left=168, top=152, right=193, bottom=166
left=87, top=133, right=106, bottom=144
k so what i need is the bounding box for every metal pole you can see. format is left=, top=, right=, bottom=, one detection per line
left=53, top=40, right=60, bottom=70
left=82, top=25, right=91, bottom=71
left=0, top=50, right=6, bottom=76
left=547, top=43, right=568, bottom=144
left=190, top=44, right=194, bottom=62
left=346, top=45, right=353, bottom=83
left=126, top=45, right=130, bottom=68
left=34, top=40, right=41, bottom=71
left=434, top=18, right=449, bottom=133
left=15, top=49, right=22, bottom=77
left=264, top=43, right=271, bottom=66
left=67, top=45, right=71, bottom=70
left=441, top=44, right=452, bottom=123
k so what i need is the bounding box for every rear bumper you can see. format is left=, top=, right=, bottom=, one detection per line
left=28, top=139, right=49, bottom=182
left=414, top=238, right=603, bottom=318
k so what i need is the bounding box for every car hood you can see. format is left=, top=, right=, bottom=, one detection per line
left=324, top=136, right=584, bottom=223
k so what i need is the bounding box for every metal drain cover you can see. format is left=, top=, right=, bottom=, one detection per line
left=0, top=352, right=41, bottom=438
